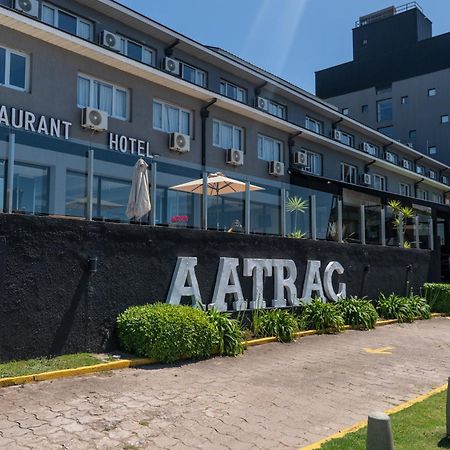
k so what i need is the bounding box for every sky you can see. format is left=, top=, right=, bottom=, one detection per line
left=116, top=0, right=450, bottom=94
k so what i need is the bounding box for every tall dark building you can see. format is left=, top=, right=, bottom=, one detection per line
left=316, top=3, right=450, bottom=165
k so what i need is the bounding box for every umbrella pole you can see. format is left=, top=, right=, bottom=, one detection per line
left=216, top=193, right=220, bottom=230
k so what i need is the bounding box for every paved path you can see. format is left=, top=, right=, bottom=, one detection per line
left=1, top=318, right=450, bottom=450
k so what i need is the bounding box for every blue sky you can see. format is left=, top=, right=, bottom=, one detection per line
left=117, top=1, right=450, bottom=94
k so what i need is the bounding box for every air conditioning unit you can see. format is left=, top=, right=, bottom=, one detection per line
left=169, top=132, right=190, bottom=153
left=101, top=31, right=121, bottom=52
left=164, top=57, right=180, bottom=75
left=333, top=129, right=342, bottom=141
left=293, top=150, right=308, bottom=166
left=269, top=161, right=285, bottom=177
left=362, top=142, right=371, bottom=153
left=257, top=97, right=268, bottom=111
left=81, top=108, right=108, bottom=132
left=385, top=151, right=395, bottom=163
left=402, top=159, right=411, bottom=170
left=360, top=173, right=371, bottom=186
left=14, top=0, right=39, bottom=17
left=226, top=148, right=244, bottom=166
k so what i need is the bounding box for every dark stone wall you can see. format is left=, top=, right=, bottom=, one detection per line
left=0, top=214, right=436, bottom=362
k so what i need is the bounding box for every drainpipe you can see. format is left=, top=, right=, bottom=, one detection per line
left=164, top=39, right=180, bottom=57
left=414, top=178, right=424, bottom=199
left=288, top=131, right=302, bottom=165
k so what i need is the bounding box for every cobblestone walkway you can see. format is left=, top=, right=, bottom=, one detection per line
left=1, top=318, right=450, bottom=449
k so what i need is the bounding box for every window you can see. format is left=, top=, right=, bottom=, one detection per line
left=181, top=62, right=206, bottom=87
left=212, top=119, right=243, bottom=150
left=441, top=115, right=449, bottom=124
left=361, top=105, right=368, bottom=113
left=417, top=189, right=429, bottom=201
left=153, top=100, right=191, bottom=135
left=402, top=159, right=413, bottom=171
left=341, top=163, right=357, bottom=184
left=119, top=37, right=154, bottom=66
left=409, top=130, right=416, bottom=139
left=42, top=4, right=93, bottom=40
left=305, top=116, right=323, bottom=134
left=401, top=96, right=408, bottom=104
left=362, top=39, right=368, bottom=47
left=428, top=169, right=438, bottom=180
left=373, top=174, right=386, bottom=191
left=77, top=74, right=129, bottom=120
left=428, top=88, right=436, bottom=97
left=378, top=126, right=394, bottom=138
left=428, top=146, right=437, bottom=156
left=300, top=149, right=322, bottom=176
left=259, top=97, right=287, bottom=119
left=399, top=183, right=411, bottom=197
left=257, top=135, right=282, bottom=161
left=340, top=131, right=354, bottom=147
left=0, top=46, right=28, bottom=91
left=342, top=108, right=349, bottom=116
left=220, top=80, right=246, bottom=103
left=377, top=98, right=392, bottom=122
left=416, top=164, right=426, bottom=175
left=362, top=142, right=379, bottom=157
left=432, top=193, right=443, bottom=204
left=442, top=175, right=449, bottom=185
left=384, top=151, right=398, bottom=164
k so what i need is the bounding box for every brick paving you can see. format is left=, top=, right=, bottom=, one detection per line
left=0, top=318, right=450, bottom=449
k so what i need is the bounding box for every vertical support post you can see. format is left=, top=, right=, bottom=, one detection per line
left=360, top=204, right=366, bottom=245
left=245, top=181, right=250, bottom=235
left=87, top=149, right=94, bottom=221
left=281, top=188, right=286, bottom=237
left=310, top=194, right=317, bottom=241
left=202, top=171, right=208, bottom=230
left=6, top=132, right=15, bottom=214
left=366, top=412, right=394, bottom=450
left=446, top=377, right=450, bottom=436
left=429, top=216, right=434, bottom=251
left=380, top=206, right=386, bottom=246
left=398, top=212, right=404, bottom=248
left=337, top=198, right=343, bottom=243
left=150, top=161, right=157, bottom=227
left=414, top=215, right=420, bottom=249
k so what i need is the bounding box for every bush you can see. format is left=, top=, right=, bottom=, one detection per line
left=117, top=304, right=218, bottom=363
left=301, top=299, right=345, bottom=333
left=409, top=295, right=431, bottom=320
left=254, top=309, right=298, bottom=342
left=377, top=294, right=415, bottom=323
left=206, top=309, right=244, bottom=357
left=336, top=297, right=378, bottom=330
left=424, top=283, right=450, bottom=314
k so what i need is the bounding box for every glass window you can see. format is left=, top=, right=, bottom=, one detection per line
left=0, top=48, right=5, bottom=86
left=441, top=115, right=449, bottom=124
left=265, top=99, right=287, bottom=119
left=220, top=80, right=246, bottom=103
left=250, top=185, right=281, bottom=236
left=341, top=163, right=357, bottom=184
left=285, top=188, right=310, bottom=239
left=365, top=203, right=383, bottom=245
left=428, top=146, right=437, bottom=155
left=0, top=160, right=5, bottom=212
left=416, top=164, right=426, bottom=175
left=409, top=130, right=417, bottom=139
left=78, top=20, right=92, bottom=40
left=340, top=131, right=354, bottom=147
left=300, top=149, right=322, bottom=176
left=402, top=159, right=413, bottom=171
left=401, top=96, right=408, bottom=104
left=212, top=119, right=243, bottom=150
left=257, top=135, right=282, bottom=161
left=378, top=126, right=394, bottom=138
left=0, top=46, right=28, bottom=91
left=119, top=37, right=154, bottom=66
left=342, top=108, right=349, bottom=116
left=361, top=104, right=368, bottom=113
left=373, top=174, right=386, bottom=191
left=42, top=4, right=93, bottom=40
left=152, top=100, right=191, bottom=135
left=127, top=40, right=142, bottom=62
left=417, top=189, right=429, bottom=201
left=362, top=142, right=379, bottom=157
left=97, top=177, right=131, bottom=221
left=305, top=117, right=323, bottom=134
left=377, top=98, right=392, bottom=122
left=77, top=76, right=90, bottom=107
left=93, top=81, right=113, bottom=116
left=181, top=63, right=206, bottom=87
left=399, top=183, right=411, bottom=197
left=428, top=88, right=436, bottom=97
left=65, top=172, right=88, bottom=217
left=41, top=4, right=55, bottom=25
left=57, top=10, right=78, bottom=35
left=12, top=163, right=49, bottom=214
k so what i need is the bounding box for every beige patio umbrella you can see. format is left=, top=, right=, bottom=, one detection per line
left=126, top=158, right=151, bottom=220
left=170, top=172, right=264, bottom=229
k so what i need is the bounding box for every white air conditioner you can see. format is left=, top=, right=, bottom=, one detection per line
left=81, top=108, right=108, bottom=132
left=362, top=142, right=371, bottom=153
left=101, top=31, right=121, bottom=52
left=293, top=150, right=308, bottom=166
left=402, top=159, right=411, bottom=170
left=269, top=161, right=284, bottom=177
left=333, top=129, right=342, bottom=141
left=226, top=148, right=244, bottom=166
left=257, top=97, right=268, bottom=111
left=15, top=0, right=39, bottom=17
left=360, top=173, right=371, bottom=186
left=164, top=57, right=180, bottom=75
left=169, top=132, right=190, bottom=153
left=385, top=152, right=395, bottom=163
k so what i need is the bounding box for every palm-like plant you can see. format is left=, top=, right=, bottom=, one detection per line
left=286, top=196, right=308, bottom=237
left=388, top=199, right=414, bottom=248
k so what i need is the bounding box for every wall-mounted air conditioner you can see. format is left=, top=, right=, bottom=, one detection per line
left=333, top=129, right=342, bottom=141
left=81, top=108, right=108, bottom=132
left=14, top=0, right=39, bottom=17
left=293, top=150, right=308, bottom=166
left=169, top=132, right=190, bottom=153
left=101, top=31, right=121, bottom=52
left=269, top=161, right=284, bottom=177
left=164, top=57, right=180, bottom=75
left=257, top=97, right=268, bottom=111
left=360, top=173, right=371, bottom=186
left=226, top=148, right=244, bottom=166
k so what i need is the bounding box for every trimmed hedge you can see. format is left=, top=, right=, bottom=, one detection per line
left=117, top=304, right=217, bottom=363
left=424, top=283, right=450, bottom=314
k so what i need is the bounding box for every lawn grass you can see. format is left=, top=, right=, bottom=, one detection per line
left=0, top=353, right=104, bottom=378
left=319, top=390, right=450, bottom=450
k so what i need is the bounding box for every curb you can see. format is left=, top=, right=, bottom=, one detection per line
left=299, top=383, right=448, bottom=450
left=0, top=314, right=446, bottom=389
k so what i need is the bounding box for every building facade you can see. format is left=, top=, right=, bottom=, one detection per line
left=1, top=0, right=450, bottom=276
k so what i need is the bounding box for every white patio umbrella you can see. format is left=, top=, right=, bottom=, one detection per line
left=170, top=172, right=264, bottom=229
left=126, top=158, right=151, bottom=220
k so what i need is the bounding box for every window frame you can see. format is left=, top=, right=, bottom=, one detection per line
left=428, top=88, right=436, bottom=97
left=219, top=80, right=247, bottom=104
left=373, top=173, right=386, bottom=192
left=0, top=45, right=29, bottom=92
left=428, top=146, right=437, bottom=156
left=180, top=61, right=207, bottom=88
left=300, top=148, right=322, bottom=176
left=259, top=96, right=287, bottom=120
left=399, top=183, right=411, bottom=197
left=257, top=134, right=283, bottom=162
left=118, top=36, right=156, bottom=66
left=416, top=164, right=426, bottom=175
left=212, top=119, right=244, bottom=151
left=152, top=99, right=192, bottom=136
left=340, top=131, right=354, bottom=147
left=441, top=115, right=449, bottom=124
left=305, top=116, right=323, bottom=135
left=340, top=162, right=358, bottom=185
left=362, top=141, right=379, bottom=157
left=376, top=98, right=393, bottom=122
left=401, top=96, right=408, bottom=105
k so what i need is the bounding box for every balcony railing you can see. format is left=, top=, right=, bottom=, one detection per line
left=355, top=2, right=423, bottom=28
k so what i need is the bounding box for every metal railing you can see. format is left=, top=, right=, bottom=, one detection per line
left=355, top=2, right=423, bottom=27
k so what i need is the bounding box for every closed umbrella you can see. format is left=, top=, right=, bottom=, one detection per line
left=126, top=158, right=151, bottom=220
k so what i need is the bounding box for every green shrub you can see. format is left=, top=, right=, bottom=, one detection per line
left=424, top=283, right=450, bottom=314
left=117, top=304, right=218, bottom=363
left=377, top=294, right=415, bottom=323
left=206, top=309, right=244, bottom=356
left=336, top=297, right=378, bottom=330
left=301, top=299, right=345, bottom=333
left=409, top=295, right=431, bottom=320
left=255, top=309, right=298, bottom=342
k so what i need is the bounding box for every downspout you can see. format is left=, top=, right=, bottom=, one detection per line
left=414, top=178, right=424, bottom=198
